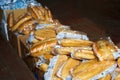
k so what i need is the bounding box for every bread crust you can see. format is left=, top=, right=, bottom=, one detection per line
left=72, top=60, right=116, bottom=80
left=17, top=19, right=35, bottom=33
left=71, top=49, right=96, bottom=60
left=11, top=15, right=32, bottom=31
left=59, top=39, right=93, bottom=47
left=30, top=38, right=57, bottom=56
left=57, top=58, right=80, bottom=80
left=7, top=12, right=14, bottom=28
left=93, top=40, right=115, bottom=61
left=34, top=29, right=56, bottom=41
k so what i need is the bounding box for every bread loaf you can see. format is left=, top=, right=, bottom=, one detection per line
left=71, top=49, right=96, bottom=60
left=72, top=60, right=116, bottom=80
left=34, top=29, right=56, bottom=41
left=17, top=19, right=36, bottom=33
left=7, top=12, right=14, bottom=28
left=57, top=58, right=80, bottom=80
left=59, top=39, right=93, bottom=47
left=30, top=38, right=57, bottom=56
left=93, top=40, right=116, bottom=61
left=11, top=14, right=32, bottom=31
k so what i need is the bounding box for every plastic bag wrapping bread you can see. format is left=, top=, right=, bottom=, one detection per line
left=26, top=32, right=39, bottom=44
left=55, top=25, right=71, bottom=34
left=93, top=37, right=120, bottom=61
left=44, top=55, right=68, bottom=80
left=58, top=39, right=93, bottom=47
left=56, top=58, right=80, bottom=80
left=71, top=60, right=117, bottom=80
left=71, top=49, right=96, bottom=60
left=0, top=0, right=40, bottom=10
left=35, top=24, right=56, bottom=30
left=30, top=38, right=57, bottom=57
left=56, top=29, right=89, bottom=40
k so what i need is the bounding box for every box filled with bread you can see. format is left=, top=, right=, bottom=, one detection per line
left=7, top=8, right=27, bottom=56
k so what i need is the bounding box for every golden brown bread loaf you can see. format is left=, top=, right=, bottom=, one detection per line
left=53, top=46, right=92, bottom=55
left=7, top=12, right=14, bottom=28
left=34, top=29, right=56, bottom=41
left=35, top=6, right=45, bottom=21
left=72, top=60, right=98, bottom=75
left=29, top=4, right=40, bottom=20
left=45, top=7, right=53, bottom=22
left=53, top=47, right=78, bottom=55
left=59, top=39, right=93, bottom=47
left=93, top=40, right=116, bottom=61
left=11, top=14, right=32, bottom=31
left=30, top=47, right=53, bottom=57
left=30, top=38, right=57, bottom=57
left=71, top=49, right=96, bottom=60
left=17, top=19, right=36, bottom=33
left=57, top=58, right=80, bottom=80
left=72, top=60, right=116, bottom=80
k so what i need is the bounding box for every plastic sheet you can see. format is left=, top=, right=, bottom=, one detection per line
left=0, top=0, right=41, bottom=10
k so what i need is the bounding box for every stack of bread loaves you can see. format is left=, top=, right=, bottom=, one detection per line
left=7, top=4, right=120, bottom=80
left=27, top=18, right=120, bottom=80
left=7, top=4, right=57, bottom=35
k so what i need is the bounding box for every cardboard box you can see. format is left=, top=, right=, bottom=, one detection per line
left=19, top=34, right=29, bottom=58
left=8, top=30, right=29, bottom=57
left=0, top=8, right=27, bottom=41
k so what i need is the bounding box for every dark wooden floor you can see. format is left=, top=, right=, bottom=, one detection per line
left=0, top=0, right=120, bottom=80
left=0, top=34, right=36, bottom=80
